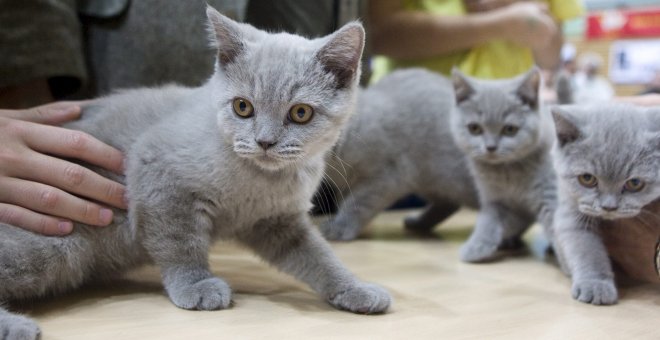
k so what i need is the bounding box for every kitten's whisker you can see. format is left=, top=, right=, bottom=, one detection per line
left=324, top=160, right=357, bottom=213
left=328, top=150, right=354, bottom=170
left=639, top=209, right=660, bottom=222
left=322, top=169, right=344, bottom=209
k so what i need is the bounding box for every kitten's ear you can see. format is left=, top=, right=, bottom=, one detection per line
left=517, top=67, right=542, bottom=110
left=206, top=6, right=244, bottom=67
left=551, top=107, right=581, bottom=147
left=316, top=22, right=365, bottom=89
left=451, top=67, right=474, bottom=104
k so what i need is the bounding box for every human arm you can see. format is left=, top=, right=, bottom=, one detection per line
left=0, top=102, right=127, bottom=236
left=369, top=0, right=558, bottom=61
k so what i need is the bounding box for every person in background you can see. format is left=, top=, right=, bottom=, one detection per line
left=368, top=0, right=583, bottom=82
left=640, top=69, right=660, bottom=95
left=572, top=51, right=615, bottom=104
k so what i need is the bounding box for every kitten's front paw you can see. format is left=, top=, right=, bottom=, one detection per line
left=328, top=282, right=391, bottom=314
left=459, top=239, right=499, bottom=263
left=321, top=219, right=360, bottom=241
left=0, top=313, right=41, bottom=340
left=168, top=277, right=232, bottom=310
left=571, top=279, right=618, bottom=305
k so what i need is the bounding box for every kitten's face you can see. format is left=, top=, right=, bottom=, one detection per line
left=451, top=70, right=542, bottom=164
left=553, top=105, right=660, bottom=220
left=206, top=7, right=364, bottom=171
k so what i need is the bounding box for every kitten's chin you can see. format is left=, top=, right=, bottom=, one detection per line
left=243, top=154, right=298, bottom=172
left=578, top=206, right=640, bottom=220
left=473, top=153, right=512, bottom=164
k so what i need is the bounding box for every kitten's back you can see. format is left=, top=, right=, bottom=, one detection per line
left=336, top=69, right=472, bottom=195
left=67, top=85, right=197, bottom=153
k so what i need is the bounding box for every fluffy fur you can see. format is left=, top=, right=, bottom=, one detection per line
left=320, top=69, right=479, bottom=241
left=551, top=104, right=660, bottom=305
left=0, top=7, right=390, bottom=339
left=449, top=68, right=557, bottom=263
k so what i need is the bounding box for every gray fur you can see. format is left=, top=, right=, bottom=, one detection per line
left=449, top=68, right=558, bottom=263
left=320, top=69, right=479, bottom=241
left=551, top=104, right=660, bottom=305
left=0, top=7, right=390, bottom=339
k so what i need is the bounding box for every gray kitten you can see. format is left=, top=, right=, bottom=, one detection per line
left=551, top=104, right=660, bottom=305
left=320, top=69, right=479, bottom=241
left=0, top=7, right=390, bottom=339
left=450, top=68, right=557, bottom=263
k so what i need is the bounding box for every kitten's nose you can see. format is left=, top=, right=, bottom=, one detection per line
left=486, top=145, right=497, bottom=153
left=601, top=195, right=618, bottom=212
left=256, top=139, right=276, bottom=150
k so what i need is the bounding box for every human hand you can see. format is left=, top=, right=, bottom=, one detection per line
left=0, top=101, right=127, bottom=236
left=496, top=2, right=558, bottom=51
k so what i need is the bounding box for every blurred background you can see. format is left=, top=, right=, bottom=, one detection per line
left=564, top=0, right=660, bottom=96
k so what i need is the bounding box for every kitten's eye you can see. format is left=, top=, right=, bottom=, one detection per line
left=577, top=173, right=598, bottom=188
left=289, top=104, right=314, bottom=124
left=623, top=178, right=645, bottom=192
left=233, top=98, right=254, bottom=118
left=467, top=123, right=483, bottom=135
left=501, top=125, right=519, bottom=136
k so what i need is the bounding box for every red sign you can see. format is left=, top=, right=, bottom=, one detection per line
left=587, top=7, right=660, bottom=40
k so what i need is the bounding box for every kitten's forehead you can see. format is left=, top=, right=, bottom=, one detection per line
left=222, top=33, right=339, bottom=111
left=463, top=85, right=527, bottom=123
left=563, top=107, right=658, bottom=179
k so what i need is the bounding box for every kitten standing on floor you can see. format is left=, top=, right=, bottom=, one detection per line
left=320, top=67, right=554, bottom=252
left=320, top=69, right=480, bottom=241
left=0, top=7, right=390, bottom=339
left=551, top=104, right=659, bottom=305
left=449, top=68, right=557, bottom=262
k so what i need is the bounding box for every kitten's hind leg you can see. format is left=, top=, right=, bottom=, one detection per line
left=404, top=202, right=459, bottom=234
left=0, top=306, right=40, bottom=340
left=321, top=175, right=405, bottom=241
left=239, top=214, right=391, bottom=314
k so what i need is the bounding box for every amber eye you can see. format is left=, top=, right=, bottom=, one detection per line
left=467, top=123, right=483, bottom=135
left=289, top=104, right=314, bottom=124
left=233, top=98, right=254, bottom=118
left=578, top=173, right=598, bottom=188
left=502, top=125, right=519, bottom=136
left=624, top=178, right=645, bottom=192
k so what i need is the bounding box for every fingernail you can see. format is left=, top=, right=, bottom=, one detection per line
left=99, top=208, right=113, bottom=225
left=58, top=221, right=73, bottom=234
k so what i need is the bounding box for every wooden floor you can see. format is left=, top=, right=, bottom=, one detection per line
left=21, top=210, right=659, bottom=339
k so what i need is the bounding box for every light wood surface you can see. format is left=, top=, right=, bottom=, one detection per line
left=19, top=209, right=659, bottom=339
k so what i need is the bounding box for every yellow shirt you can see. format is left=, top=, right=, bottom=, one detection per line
left=370, top=0, right=583, bottom=82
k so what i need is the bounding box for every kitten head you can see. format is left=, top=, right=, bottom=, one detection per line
left=206, top=6, right=364, bottom=171
left=450, top=68, right=543, bottom=164
left=552, top=104, right=660, bottom=220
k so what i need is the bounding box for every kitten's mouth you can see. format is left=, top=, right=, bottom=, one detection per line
left=475, top=152, right=506, bottom=164
left=250, top=152, right=301, bottom=171
left=579, top=206, right=640, bottom=220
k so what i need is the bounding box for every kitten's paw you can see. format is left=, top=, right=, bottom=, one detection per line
left=0, top=313, right=41, bottom=340
left=328, top=282, right=391, bottom=314
left=168, top=277, right=232, bottom=310
left=320, top=220, right=360, bottom=241
left=571, top=279, right=618, bottom=305
left=459, top=240, right=499, bottom=263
